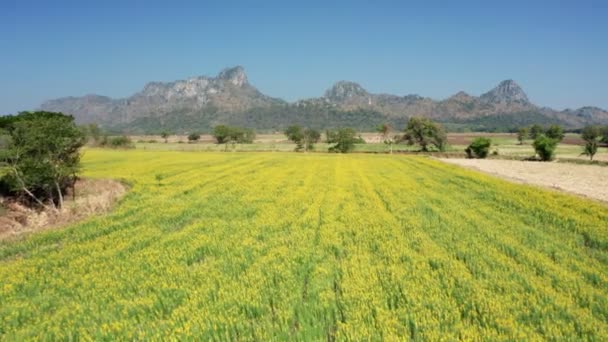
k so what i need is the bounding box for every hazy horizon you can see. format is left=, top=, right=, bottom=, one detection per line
left=2, top=0, right=607, bottom=114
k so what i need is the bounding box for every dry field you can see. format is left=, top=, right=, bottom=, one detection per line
left=440, top=158, right=608, bottom=202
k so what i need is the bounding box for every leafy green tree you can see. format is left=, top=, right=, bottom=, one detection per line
left=187, top=132, right=201, bottom=142
left=582, top=141, right=599, bottom=161
left=529, top=124, right=544, bottom=139
left=229, top=127, right=252, bottom=144
left=1, top=112, right=85, bottom=208
left=401, top=117, right=447, bottom=152
left=160, top=130, right=170, bottom=143
left=601, top=126, right=608, bottom=144
left=285, top=126, right=320, bottom=151
left=303, top=128, right=321, bottom=151
left=80, top=123, right=102, bottom=145
left=533, top=135, right=558, bottom=161
left=545, top=125, right=565, bottom=141
left=285, top=125, right=305, bottom=151
left=108, top=136, right=133, bottom=148
left=465, top=137, right=492, bottom=158
left=213, top=125, right=255, bottom=147
left=517, top=127, right=528, bottom=145
left=581, top=125, right=601, bottom=161
left=213, top=125, right=231, bottom=144
left=238, top=128, right=256, bottom=144
left=377, top=123, right=395, bottom=154
left=327, top=128, right=357, bottom=153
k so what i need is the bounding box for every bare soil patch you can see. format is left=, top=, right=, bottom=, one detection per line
left=0, top=178, right=127, bottom=240
left=439, top=158, right=608, bottom=202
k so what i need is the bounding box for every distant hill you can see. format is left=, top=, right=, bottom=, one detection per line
left=40, top=66, right=608, bottom=133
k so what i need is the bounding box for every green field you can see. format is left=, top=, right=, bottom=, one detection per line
left=1, top=150, right=607, bottom=340
left=134, top=133, right=608, bottom=162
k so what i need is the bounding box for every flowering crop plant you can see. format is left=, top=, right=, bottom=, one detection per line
left=1, top=149, right=607, bottom=340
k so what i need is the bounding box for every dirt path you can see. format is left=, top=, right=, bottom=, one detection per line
left=439, top=158, right=608, bottom=203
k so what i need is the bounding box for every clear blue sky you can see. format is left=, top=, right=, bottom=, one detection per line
left=1, top=0, right=607, bottom=114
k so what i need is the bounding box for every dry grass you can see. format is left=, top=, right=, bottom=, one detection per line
left=0, top=178, right=127, bottom=241
left=440, top=158, right=608, bottom=202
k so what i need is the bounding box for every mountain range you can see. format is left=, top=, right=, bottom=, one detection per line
left=40, top=66, right=608, bottom=133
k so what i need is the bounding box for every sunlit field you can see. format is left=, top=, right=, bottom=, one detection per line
left=133, top=133, right=608, bottom=161
left=1, top=150, right=607, bottom=340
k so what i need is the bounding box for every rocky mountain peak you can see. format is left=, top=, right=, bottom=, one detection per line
left=449, top=91, right=474, bottom=102
left=217, top=66, right=248, bottom=86
left=324, top=81, right=369, bottom=101
left=481, top=80, right=529, bottom=104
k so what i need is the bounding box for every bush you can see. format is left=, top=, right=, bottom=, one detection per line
left=327, top=128, right=357, bottom=153
left=187, top=132, right=201, bottom=142
left=213, top=125, right=255, bottom=144
left=533, top=135, right=557, bottom=161
left=100, top=135, right=133, bottom=149
left=465, top=137, right=492, bottom=158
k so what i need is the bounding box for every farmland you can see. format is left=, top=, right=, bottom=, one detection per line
left=133, top=132, right=608, bottom=162
left=1, top=150, right=607, bottom=340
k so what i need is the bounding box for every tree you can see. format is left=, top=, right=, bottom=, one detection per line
left=600, top=126, right=608, bottom=144
left=533, top=135, right=557, bottom=161
left=81, top=123, right=102, bottom=145
left=377, top=123, right=395, bottom=154
left=285, top=125, right=305, bottom=151
left=303, top=129, right=321, bottom=151
left=529, top=124, right=544, bottom=140
left=517, top=127, right=528, bottom=145
left=213, top=125, right=255, bottom=146
left=160, top=130, right=170, bottom=143
left=545, top=125, right=565, bottom=142
left=213, top=125, right=231, bottom=144
left=187, top=132, right=201, bottom=143
left=401, top=117, right=447, bottom=152
left=285, top=126, right=319, bottom=152
left=327, top=128, right=357, bottom=153
left=1, top=112, right=85, bottom=209
left=239, top=128, right=256, bottom=144
left=465, top=137, right=492, bottom=158
left=581, top=125, right=601, bottom=161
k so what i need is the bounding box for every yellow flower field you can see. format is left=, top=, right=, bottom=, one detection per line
left=1, top=149, right=607, bottom=340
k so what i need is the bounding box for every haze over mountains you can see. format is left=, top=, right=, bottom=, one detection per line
left=41, top=66, right=608, bottom=133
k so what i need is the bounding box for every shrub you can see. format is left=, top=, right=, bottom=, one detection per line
left=533, top=135, right=557, bottom=161
left=213, top=125, right=255, bottom=144
left=187, top=132, right=201, bottom=142
left=465, top=137, right=492, bottom=158
left=100, top=136, right=133, bottom=149
left=327, top=128, right=357, bottom=153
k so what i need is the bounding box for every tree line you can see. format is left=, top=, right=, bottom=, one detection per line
left=468, top=123, right=608, bottom=161
left=282, top=117, right=448, bottom=153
